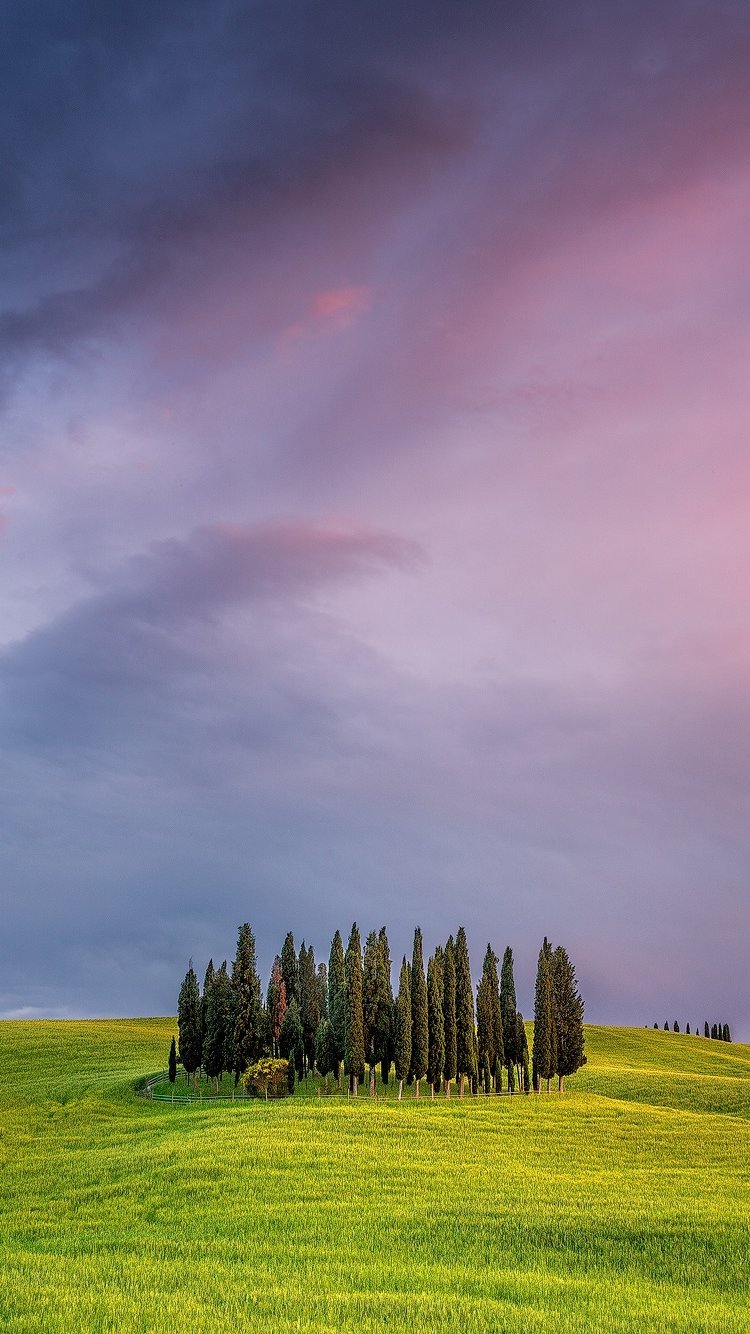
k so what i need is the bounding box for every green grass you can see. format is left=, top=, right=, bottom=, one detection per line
left=1, top=1021, right=748, bottom=1331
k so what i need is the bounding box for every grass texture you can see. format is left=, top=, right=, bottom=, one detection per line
left=0, top=1019, right=748, bottom=1331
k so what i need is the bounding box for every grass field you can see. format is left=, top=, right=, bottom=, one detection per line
left=1, top=1020, right=748, bottom=1331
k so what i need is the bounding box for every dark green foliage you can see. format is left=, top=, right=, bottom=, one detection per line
left=507, top=1061, right=516, bottom=1093
left=454, top=927, right=476, bottom=1094
left=168, top=1036, right=177, bottom=1084
left=362, top=930, right=381, bottom=1092
left=316, top=963, right=328, bottom=1024
left=287, top=1055, right=295, bottom=1094
left=427, top=953, right=445, bottom=1094
left=705, top=1021, right=710, bottom=1038
left=280, top=932, right=299, bottom=1008
left=315, top=1017, right=337, bottom=1077
left=551, top=945, right=586, bottom=1089
left=327, top=930, right=346, bottom=1084
left=177, top=963, right=201, bottom=1085
left=231, top=923, right=262, bottom=1081
left=199, top=958, right=214, bottom=1063
left=267, top=955, right=287, bottom=1057
left=532, top=938, right=555, bottom=1092
left=686, top=1023, right=690, bottom=1034
left=442, top=936, right=457, bottom=1093
left=279, top=997, right=303, bottom=1065
left=516, top=1013, right=530, bottom=1093
left=376, top=928, right=394, bottom=1085
left=500, top=946, right=518, bottom=1071
left=665, top=1021, right=669, bottom=1031
left=203, top=961, right=233, bottom=1086
left=394, top=956, right=412, bottom=1097
left=298, top=942, right=321, bottom=1075
left=494, top=1055, right=503, bottom=1092
left=344, top=923, right=365, bottom=1092
left=674, top=1021, right=679, bottom=1032
left=723, top=1024, right=731, bottom=1043
left=654, top=1022, right=658, bottom=1029
left=411, top=928, right=428, bottom=1094
left=711, top=1024, right=717, bottom=1039
left=477, top=945, right=503, bottom=1088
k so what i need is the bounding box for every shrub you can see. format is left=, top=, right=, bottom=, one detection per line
left=241, top=1058, right=290, bottom=1099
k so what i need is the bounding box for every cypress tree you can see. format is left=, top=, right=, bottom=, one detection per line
left=673, top=1020, right=679, bottom=1032
left=287, top=1055, right=295, bottom=1094
left=664, top=1021, right=669, bottom=1031
left=411, top=927, right=428, bottom=1098
left=442, top=936, right=457, bottom=1098
left=279, top=996, right=303, bottom=1074
left=711, top=1023, right=717, bottom=1039
left=203, top=961, right=233, bottom=1091
left=376, top=928, right=394, bottom=1086
left=532, top=939, right=555, bottom=1093
left=177, top=962, right=201, bottom=1090
left=298, top=942, right=320, bottom=1076
left=199, top=958, right=215, bottom=1074
left=551, top=945, right=586, bottom=1091
left=328, top=930, right=346, bottom=1088
left=344, top=923, right=365, bottom=1095
left=280, top=932, right=299, bottom=1008
left=315, top=1017, right=337, bottom=1078
left=480, top=945, right=503, bottom=1090
left=500, top=946, right=518, bottom=1086
left=168, top=1035, right=177, bottom=1084
left=267, top=956, right=287, bottom=1058
left=516, top=1013, right=530, bottom=1093
left=454, top=927, right=476, bottom=1097
left=427, top=953, right=445, bottom=1098
left=704, top=1021, right=710, bottom=1038
left=394, top=956, right=412, bottom=1100
left=316, top=962, right=328, bottom=1023
left=686, top=1023, right=690, bottom=1034
left=231, top=923, right=262, bottom=1083
left=723, top=1023, right=731, bottom=1043
left=363, top=930, right=381, bottom=1095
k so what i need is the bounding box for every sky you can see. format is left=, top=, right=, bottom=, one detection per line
left=2, top=0, right=749, bottom=1038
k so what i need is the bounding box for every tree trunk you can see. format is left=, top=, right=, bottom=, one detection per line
left=459, top=1073, right=465, bottom=1098
left=546, top=1076, right=551, bottom=1093
left=558, top=1074, right=564, bottom=1092
left=398, top=1078, right=403, bottom=1101
left=430, top=1082, right=435, bottom=1100
left=352, top=1075, right=358, bottom=1096
left=445, top=1079, right=451, bottom=1099
left=370, top=1066, right=376, bottom=1097
left=415, top=1078, right=420, bottom=1099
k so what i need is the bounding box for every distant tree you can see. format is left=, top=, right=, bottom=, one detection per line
left=532, top=939, right=556, bottom=1093
left=315, top=1017, right=337, bottom=1078
left=711, top=1023, right=718, bottom=1039
left=411, top=928, right=428, bottom=1098
left=267, top=956, right=287, bottom=1058
left=481, top=945, right=503, bottom=1090
left=316, top=962, right=328, bottom=1022
left=203, top=961, right=233, bottom=1091
left=298, top=942, right=320, bottom=1076
left=686, top=1023, right=690, bottom=1034
left=704, top=1021, right=710, bottom=1038
left=279, top=997, right=303, bottom=1077
left=199, top=958, right=215, bottom=1072
left=280, top=932, right=299, bottom=1008
left=653, top=1021, right=658, bottom=1029
left=427, top=953, right=445, bottom=1099
left=178, top=962, right=201, bottom=1090
left=723, top=1023, right=731, bottom=1043
left=516, top=1014, right=530, bottom=1093
left=363, top=931, right=381, bottom=1095
left=442, top=936, right=457, bottom=1099
left=664, top=1021, right=669, bottom=1031
left=328, top=930, right=346, bottom=1087
left=551, top=946, right=586, bottom=1091
left=344, top=924, right=365, bottom=1095
left=376, top=928, right=394, bottom=1086
left=168, top=1036, right=177, bottom=1084
left=500, top=947, right=518, bottom=1090
left=455, top=927, right=476, bottom=1097
left=231, top=923, right=262, bottom=1083
left=673, top=1020, right=679, bottom=1032
left=394, top=956, right=412, bottom=1100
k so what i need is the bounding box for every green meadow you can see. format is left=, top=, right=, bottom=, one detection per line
left=1, top=1020, right=748, bottom=1332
